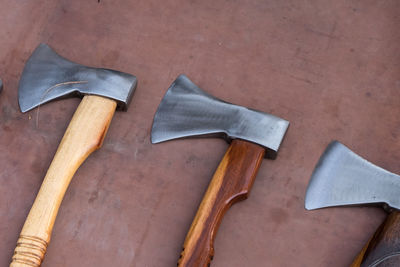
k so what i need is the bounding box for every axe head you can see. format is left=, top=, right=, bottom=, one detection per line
left=0, top=78, right=2, bottom=93
left=305, top=141, right=400, bottom=211
left=18, top=44, right=137, bottom=112
left=151, top=74, right=289, bottom=159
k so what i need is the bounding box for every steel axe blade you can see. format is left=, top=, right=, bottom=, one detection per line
left=18, top=43, right=136, bottom=112
left=305, top=141, right=400, bottom=211
left=151, top=74, right=289, bottom=159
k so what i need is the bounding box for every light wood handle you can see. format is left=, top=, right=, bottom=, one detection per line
left=10, top=95, right=117, bottom=267
left=350, top=211, right=400, bottom=267
left=178, top=139, right=265, bottom=267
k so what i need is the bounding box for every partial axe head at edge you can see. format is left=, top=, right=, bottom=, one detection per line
left=151, top=74, right=289, bottom=266
left=0, top=78, right=3, bottom=93
left=11, top=44, right=136, bottom=267
left=305, top=141, right=400, bottom=267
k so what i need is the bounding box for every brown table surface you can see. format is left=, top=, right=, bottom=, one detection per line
left=0, top=1, right=399, bottom=266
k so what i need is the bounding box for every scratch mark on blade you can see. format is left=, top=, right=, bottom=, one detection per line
left=35, top=80, right=88, bottom=128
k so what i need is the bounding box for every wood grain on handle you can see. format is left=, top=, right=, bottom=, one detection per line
left=351, top=211, right=400, bottom=267
left=10, top=95, right=117, bottom=267
left=178, top=139, right=266, bottom=267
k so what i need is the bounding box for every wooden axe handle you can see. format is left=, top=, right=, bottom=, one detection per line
left=178, top=139, right=265, bottom=267
left=10, top=95, right=116, bottom=267
left=351, top=211, right=400, bottom=267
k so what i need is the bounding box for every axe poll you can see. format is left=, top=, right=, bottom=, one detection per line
left=151, top=75, right=289, bottom=266
left=305, top=141, right=400, bottom=267
left=11, top=44, right=136, bottom=267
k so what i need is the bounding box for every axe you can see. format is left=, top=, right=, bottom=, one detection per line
left=305, top=141, right=400, bottom=267
left=151, top=75, right=289, bottom=266
left=11, top=44, right=136, bottom=267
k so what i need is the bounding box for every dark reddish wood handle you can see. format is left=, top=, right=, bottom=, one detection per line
left=351, top=211, right=400, bottom=267
left=177, top=139, right=265, bottom=267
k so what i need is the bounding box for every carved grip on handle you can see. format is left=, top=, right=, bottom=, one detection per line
left=11, top=236, right=47, bottom=267
left=10, top=95, right=116, bottom=267
left=178, top=139, right=265, bottom=267
left=351, top=211, right=400, bottom=267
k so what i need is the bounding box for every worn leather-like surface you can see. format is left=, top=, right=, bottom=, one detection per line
left=0, top=1, right=399, bottom=266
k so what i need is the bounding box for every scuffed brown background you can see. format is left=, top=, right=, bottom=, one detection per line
left=0, top=1, right=399, bottom=266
